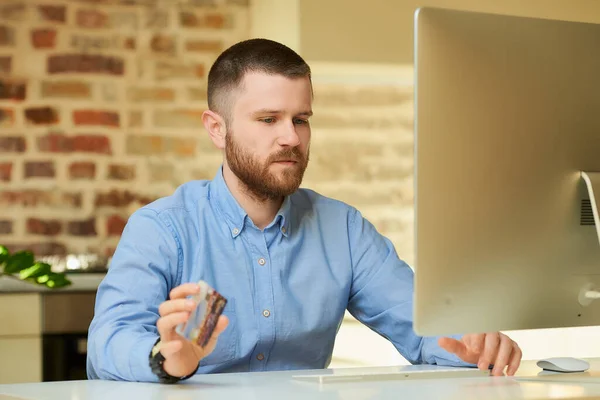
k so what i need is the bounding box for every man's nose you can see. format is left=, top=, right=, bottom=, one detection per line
left=277, top=121, right=301, bottom=147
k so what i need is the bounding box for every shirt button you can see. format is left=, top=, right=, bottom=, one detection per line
left=262, top=309, right=270, bottom=318
left=281, top=226, right=286, bottom=233
left=232, top=228, right=239, bottom=235
left=258, top=257, right=266, bottom=266
left=256, top=353, right=264, bottom=361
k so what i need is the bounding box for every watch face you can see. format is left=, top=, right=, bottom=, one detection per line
left=175, top=280, right=227, bottom=347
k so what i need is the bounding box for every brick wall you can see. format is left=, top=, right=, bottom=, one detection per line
left=0, top=0, right=413, bottom=267
left=310, top=68, right=415, bottom=369
left=308, top=76, right=415, bottom=266
left=0, top=0, right=250, bottom=257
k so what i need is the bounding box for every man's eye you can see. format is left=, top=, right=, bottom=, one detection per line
left=261, top=118, right=275, bottom=124
left=294, top=118, right=308, bottom=125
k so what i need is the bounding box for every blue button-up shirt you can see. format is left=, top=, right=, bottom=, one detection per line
left=87, top=167, right=467, bottom=382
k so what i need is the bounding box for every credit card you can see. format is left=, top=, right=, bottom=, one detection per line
left=175, top=280, right=227, bottom=347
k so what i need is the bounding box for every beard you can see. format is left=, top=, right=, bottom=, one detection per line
left=225, top=131, right=309, bottom=201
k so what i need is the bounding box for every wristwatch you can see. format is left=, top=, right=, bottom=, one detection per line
left=148, top=337, right=199, bottom=384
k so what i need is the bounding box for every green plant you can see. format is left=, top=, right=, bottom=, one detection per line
left=0, top=245, right=71, bottom=289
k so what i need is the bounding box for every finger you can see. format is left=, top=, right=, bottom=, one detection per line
left=213, top=314, right=229, bottom=335
left=157, top=311, right=189, bottom=339
left=438, top=337, right=469, bottom=361
left=506, top=342, right=522, bottom=376
left=169, top=283, right=201, bottom=300
left=491, top=334, right=513, bottom=376
left=479, top=333, right=500, bottom=371
left=158, top=298, right=196, bottom=316
left=198, top=315, right=229, bottom=355
left=467, top=334, right=485, bottom=357
left=159, top=339, right=183, bottom=358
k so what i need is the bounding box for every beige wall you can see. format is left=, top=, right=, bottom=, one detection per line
left=300, top=0, right=600, bottom=64
left=251, top=0, right=300, bottom=52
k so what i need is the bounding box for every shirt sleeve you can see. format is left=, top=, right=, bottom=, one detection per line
left=345, top=207, right=473, bottom=367
left=86, top=207, right=181, bottom=382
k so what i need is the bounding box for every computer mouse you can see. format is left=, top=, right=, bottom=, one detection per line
left=536, top=357, right=590, bottom=373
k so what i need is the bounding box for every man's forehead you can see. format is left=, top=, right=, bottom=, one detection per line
left=239, top=70, right=311, bottom=89
left=233, top=72, right=312, bottom=111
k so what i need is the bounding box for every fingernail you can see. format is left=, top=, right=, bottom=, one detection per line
left=186, top=300, right=196, bottom=308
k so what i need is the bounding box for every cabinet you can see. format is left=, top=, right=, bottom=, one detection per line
left=0, top=293, right=42, bottom=383
left=0, top=337, right=42, bottom=383
left=0, top=291, right=97, bottom=384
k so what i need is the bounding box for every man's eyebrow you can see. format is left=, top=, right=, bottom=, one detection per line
left=251, top=109, right=282, bottom=115
left=250, top=109, right=313, bottom=116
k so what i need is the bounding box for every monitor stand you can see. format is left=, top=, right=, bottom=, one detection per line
left=578, top=171, right=600, bottom=306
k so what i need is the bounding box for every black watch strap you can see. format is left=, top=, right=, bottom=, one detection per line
left=148, top=337, right=200, bottom=384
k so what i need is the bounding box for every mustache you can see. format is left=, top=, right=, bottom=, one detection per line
left=267, top=147, right=305, bottom=163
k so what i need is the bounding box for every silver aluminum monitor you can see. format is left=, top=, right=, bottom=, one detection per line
left=413, top=7, right=600, bottom=336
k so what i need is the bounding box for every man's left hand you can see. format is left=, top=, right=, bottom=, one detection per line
left=438, top=333, right=522, bottom=376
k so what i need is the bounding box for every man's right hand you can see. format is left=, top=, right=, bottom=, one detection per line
left=156, top=282, right=229, bottom=377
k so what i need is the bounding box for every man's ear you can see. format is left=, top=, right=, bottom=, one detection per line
left=202, top=109, right=227, bottom=149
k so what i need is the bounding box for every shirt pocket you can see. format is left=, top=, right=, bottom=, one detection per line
left=198, top=298, right=238, bottom=366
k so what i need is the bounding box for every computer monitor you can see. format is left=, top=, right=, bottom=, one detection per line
left=413, top=7, right=600, bottom=336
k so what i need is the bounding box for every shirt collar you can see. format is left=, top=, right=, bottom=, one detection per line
left=209, top=166, right=292, bottom=238
left=274, top=195, right=292, bottom=237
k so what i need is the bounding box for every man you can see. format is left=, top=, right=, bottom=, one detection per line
left=87, top=38, right=522, bottom=383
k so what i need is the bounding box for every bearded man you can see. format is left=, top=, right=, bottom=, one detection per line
left=87, top=38, right=521, bottom=383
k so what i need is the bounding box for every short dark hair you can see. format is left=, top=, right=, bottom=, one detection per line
left=207, top=38, right=311, bottom=121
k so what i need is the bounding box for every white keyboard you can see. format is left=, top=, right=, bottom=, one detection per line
left=292, top=366, right=489, bottom=383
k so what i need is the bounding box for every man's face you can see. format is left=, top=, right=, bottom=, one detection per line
left=224, top=71, right=312, bottom=200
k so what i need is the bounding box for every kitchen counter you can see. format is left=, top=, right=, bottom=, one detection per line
left=0, top=273, right=105, bottom=293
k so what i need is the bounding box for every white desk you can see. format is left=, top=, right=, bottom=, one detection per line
left=2, top=359, right=600, bottom=400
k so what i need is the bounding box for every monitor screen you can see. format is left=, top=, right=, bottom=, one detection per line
left=413, top=7, right=600, bottom=336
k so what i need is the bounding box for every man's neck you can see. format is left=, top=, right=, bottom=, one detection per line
left=222, top=166, right=283, bottom=230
